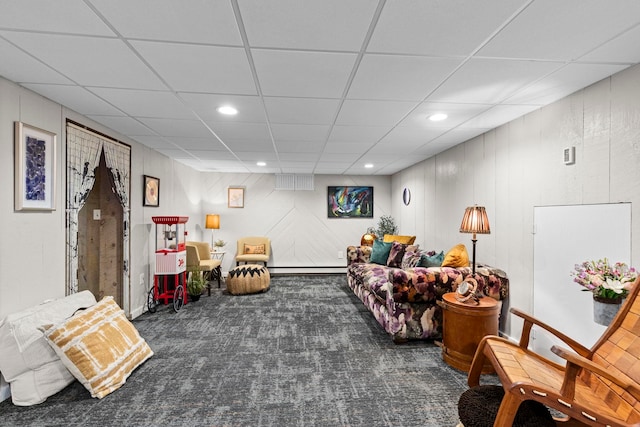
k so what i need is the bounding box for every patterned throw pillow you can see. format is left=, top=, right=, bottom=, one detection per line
left=370, top=240, right=393, bottom=265
left=401, top=250, right=422, bottom=269
left=244, top=244, right=265, bottom=254
left=43, top=297, right=153, bottom=399
left=387, top=242, right=420, bottom=268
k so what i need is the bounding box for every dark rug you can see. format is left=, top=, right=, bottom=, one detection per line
left=0, top=275, right=475, bottom=426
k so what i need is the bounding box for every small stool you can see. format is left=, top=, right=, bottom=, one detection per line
left=227, top=264, right=270, bottom=295
left=458, top=385, right=555, bottom=427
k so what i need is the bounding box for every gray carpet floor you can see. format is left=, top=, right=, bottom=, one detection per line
left=0, top=274, right=480, bottom=427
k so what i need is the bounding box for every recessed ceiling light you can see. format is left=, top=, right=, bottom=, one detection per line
left=428, top=113, right=448, bottom=122
left=364, top=163, right=374, bottom=168
left=256, top=161, right=266, bottom=166
left=217, top=105, right=238, bottom=115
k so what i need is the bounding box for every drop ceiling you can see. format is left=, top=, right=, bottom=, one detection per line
left=1, top=0, right=639, bottom=175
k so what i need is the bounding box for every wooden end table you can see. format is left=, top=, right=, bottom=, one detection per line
left=438, top=292, right=499, bottom=374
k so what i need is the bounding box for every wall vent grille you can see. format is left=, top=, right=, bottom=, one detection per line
left=275, top=174, right=314, bottom=191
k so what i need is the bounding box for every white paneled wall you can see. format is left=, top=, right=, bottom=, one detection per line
left=194, top=174, right=391, bottom=274
left=392, top=64, right=640, bottom=340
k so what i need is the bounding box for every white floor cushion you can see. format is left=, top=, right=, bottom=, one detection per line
left=0, top=290, right=97, bottom=406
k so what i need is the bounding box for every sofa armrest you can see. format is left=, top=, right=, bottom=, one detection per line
left=346, top=245, right=372, bottom=266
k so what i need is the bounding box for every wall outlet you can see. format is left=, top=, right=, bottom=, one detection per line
left=93, top=209, right=101, bottom=220
left=337, top=251, right=344, bottom=259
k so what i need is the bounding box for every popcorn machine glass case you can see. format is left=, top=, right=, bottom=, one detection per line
left=148, top=216, right=189, bottom=313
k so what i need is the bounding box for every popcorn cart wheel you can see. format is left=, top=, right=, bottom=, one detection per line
left=149, top=216, right=189, bottom=313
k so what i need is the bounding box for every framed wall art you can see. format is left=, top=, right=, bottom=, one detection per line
left=143, top=175, right=160, bottom=207
left=327, top=186, right=373, bottom=218
left=14, top=121, right=57, bottom=211
left=228, top=187, right=244, bottom=208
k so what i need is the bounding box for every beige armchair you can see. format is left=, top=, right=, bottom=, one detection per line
left=235, top=237, right=270, bottom=267
left=186, top=241, right=222, bottom=294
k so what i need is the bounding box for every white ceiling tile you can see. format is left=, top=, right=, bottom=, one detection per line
left=506, top=63, right=631, bottom=105
left=314, top=164, right=352, bottom=174
left=478, top=0, right=640, bottom=60
left=132, top=41, right=256, bottom=94
left=239, top=0, right=377, bottom=51
left=318, top=152, right=361, bottom=162
left=89, top=88, right=194, bottom=118
left=252, top=49, right=356, bottom=97
left=125, top=135, right=175, bottom=150
left=164, top=137, right=223, bottom=150
left=138, top=118, right=212, bottom=138
left=458, top=105, right=540, bottom=129
left=379, top=126, right=446, bottom=145
left=234, top=152, right=279, bottom=161
left=327, top=125, right=393, bottom=143
left=0, top=38, right=72, bottom=85
left=427, top=58, right=562, bottom=104
left=0, top=0, right=114, bottom=35
left=223, top=139, right=274, bottom=152
left=323, top=142, right=376, bottom=154
left=179, top=93, right=267, bottom=122
left=276, top=141, right=323, bottom=153
left=187, top=150, right=238, bottom=161
left=580, top=25, right=640, bottom=63
left=264, top=97, right=340, bottom=124
left=87, top=116, right=156, bottom=136
left=271, top=124, right=331, bottom=141
left=208, top=122, right=271, bottom=140
left=91, top=0, right=242, bottom=45
left=279, top=152, right=319, bottom=162
left=336, top=99, right=417, bottom=125
left=368, top=0, right=527, bottom=55
left=2, top=32, right=165, bottom=89
left=399, top=102, right=493, bottom=128
left=22, top=84, right=122, bottom=115
left=348, top=54, right=462, bottom=101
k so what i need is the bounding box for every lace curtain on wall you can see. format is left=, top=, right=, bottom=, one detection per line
left=66, top=123, right=131, bottom=298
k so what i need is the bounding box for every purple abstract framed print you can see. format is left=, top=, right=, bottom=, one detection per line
left=14, top=121, right=57, bottom=211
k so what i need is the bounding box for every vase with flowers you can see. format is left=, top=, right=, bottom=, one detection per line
left=571, top=258, right=637, bottom=326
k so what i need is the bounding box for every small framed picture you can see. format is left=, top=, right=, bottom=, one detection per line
left=14, top=121, right=57, bottom=211
left=228, top=187, right=244, bottom=208
left=143, top=175, right=160, bottom=207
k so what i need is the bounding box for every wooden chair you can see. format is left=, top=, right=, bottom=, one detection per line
left=468, top=276, right=640, bottom=427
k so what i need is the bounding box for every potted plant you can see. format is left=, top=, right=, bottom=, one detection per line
left=366, top=215, right=398, bottom=240
left=187, top=270, right=206, bottom=301
left=571, top=258, right=637, bottom=325
left=213, top=239, right=226, bottom=252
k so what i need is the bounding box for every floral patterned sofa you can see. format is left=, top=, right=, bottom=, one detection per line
left=346, top=245, right=509, bottom=343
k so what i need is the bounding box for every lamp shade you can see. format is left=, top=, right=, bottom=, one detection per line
left=459, top=206, right=490, bottom=234
left=205, top=214, right=220, bottom=230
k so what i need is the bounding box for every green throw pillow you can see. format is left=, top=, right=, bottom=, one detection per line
left=419, top=251, right=444, bottom=268
left=370, top=240, right=393, bottom=265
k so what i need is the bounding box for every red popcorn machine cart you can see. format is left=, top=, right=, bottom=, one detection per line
left=147, top=216, right=189, bottom=313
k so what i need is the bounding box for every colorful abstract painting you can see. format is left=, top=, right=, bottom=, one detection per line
left=327, top=186, right=373, bottom=218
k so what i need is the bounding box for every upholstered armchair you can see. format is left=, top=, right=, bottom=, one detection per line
left=235, top=237, right=270, bottom=267
left=185, top=241, right=222, bottom=294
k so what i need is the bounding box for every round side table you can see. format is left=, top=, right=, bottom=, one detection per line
left=439, top=292, right=499, bottom=374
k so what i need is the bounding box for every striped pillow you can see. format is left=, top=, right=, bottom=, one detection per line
left=43, top=296, right=153, bottom=399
